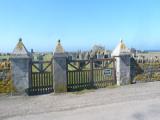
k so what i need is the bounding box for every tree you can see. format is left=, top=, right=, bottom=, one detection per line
left=91, top=44, right=105, bottom=53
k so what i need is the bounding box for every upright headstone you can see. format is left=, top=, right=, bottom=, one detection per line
left=97, top=51, right=101, bottom=59
left=79, top=52, right=83, bottom=60
left=11, top=38, right=31, bottom=94
left=53, top=40, right=67, bottom=93
left=111, top=39, right=131, bottom=85
left=37, top=54, right=44, bottom=71
left=84, top=52, right=90, bottom=60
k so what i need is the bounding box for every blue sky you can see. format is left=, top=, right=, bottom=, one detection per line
left=0, top=0, right=160, bottom=52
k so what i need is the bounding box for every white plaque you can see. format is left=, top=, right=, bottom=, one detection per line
left=103, top=69, right=112, bottom=76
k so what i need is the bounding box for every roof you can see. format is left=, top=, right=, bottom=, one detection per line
left=54, top=40, right=64, bottom=53
left=12, top=38, right=29, bottom=56
left=111, top=39, right=130, bottom=56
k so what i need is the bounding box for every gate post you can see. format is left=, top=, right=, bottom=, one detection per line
left=111, top=40, right=131, bottom=86
left=53, top=40, right=67, bottom=93
left=10, top=38, right=31, bottom=94
left=90, top=58, right=94, bottom=88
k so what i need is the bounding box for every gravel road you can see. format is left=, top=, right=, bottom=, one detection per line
left=1, top=81, right=160, bottom=120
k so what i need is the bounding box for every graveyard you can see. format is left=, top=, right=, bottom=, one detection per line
left=1, top=39, right=160, bottom=120
left=1, top=38, right=160, bottom=95
left=1, top=0, right=160, bottom=119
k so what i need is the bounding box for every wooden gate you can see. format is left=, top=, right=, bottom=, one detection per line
left=67, top=58, right=116, bottom=91
left=28, top=60, right=54, bottom=95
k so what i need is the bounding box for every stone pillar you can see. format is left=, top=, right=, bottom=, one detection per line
left=11, top=38, right=31, bottom=94
left=115, top=55, right=131, bottom=85
left=53, top=40, right=67, bottom=93
left=112, top=39, right=131, bottom=86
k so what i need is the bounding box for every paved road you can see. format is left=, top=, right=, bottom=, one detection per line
left=1, top=81, right=160, bottom=120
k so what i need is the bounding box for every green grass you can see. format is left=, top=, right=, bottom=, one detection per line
left=107, top=84, right=118, bottom=89
left=43, top=53, right=53, bottom=61
left=32, top=53, right=53, bottom=72
left=71, top=89, right=95, bottom=95
left=0, top=55, right=10, bottom=60
left=70, top=84, right=118, bottom=95
left=134, top=62, right=160, bottom=81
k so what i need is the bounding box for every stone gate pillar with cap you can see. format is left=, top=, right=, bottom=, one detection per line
left=53, top=40, right=67, bottom=93
left=111, top=40, right=131, bottom=86
left=11, top=38, right=31, bottom=94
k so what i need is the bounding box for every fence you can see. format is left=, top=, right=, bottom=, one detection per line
left=67, top=58, right=116, bottom=91
left=130, top=57, right=160, bottom=82
left=8, top=39, right=134, bottom=95
left=28, top=60, right=54, bottom=95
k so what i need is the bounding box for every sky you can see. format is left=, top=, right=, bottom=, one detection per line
left=0, top=0, right=160, bottom=52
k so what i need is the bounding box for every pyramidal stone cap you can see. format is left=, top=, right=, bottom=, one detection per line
left=12, top=38, right=30, bottom=57
left=54, top=40, right=64, bottom=53
left=111, top=39, right=130, bottom=57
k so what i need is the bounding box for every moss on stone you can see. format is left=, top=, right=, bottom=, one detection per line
left=55, top=84, right=67, bottom=93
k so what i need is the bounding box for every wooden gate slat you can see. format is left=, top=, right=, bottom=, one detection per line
left=29, top=60, right=54, bottom=96
left=67, top=58, right=116, bottom=91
